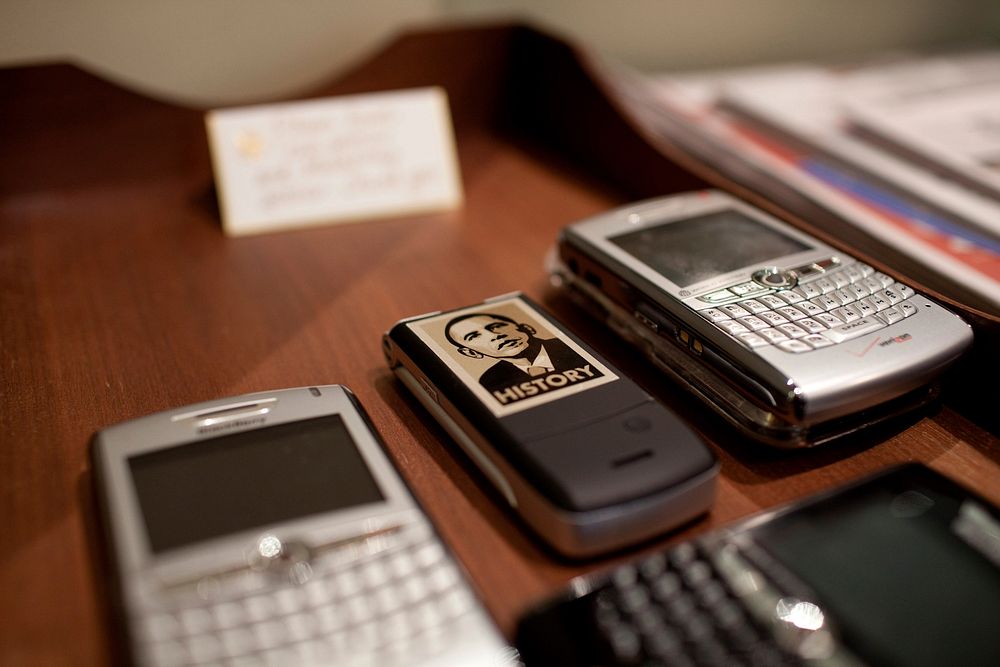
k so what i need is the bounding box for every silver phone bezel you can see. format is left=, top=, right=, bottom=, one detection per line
left=94, top=385, right=417, bottom=584
left=557, top=190, right=973, bottom=437
left=567, top=190, right=842, bottom=310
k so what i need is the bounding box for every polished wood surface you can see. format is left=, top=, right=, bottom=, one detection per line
left=2, top=24, right=998, bottom=665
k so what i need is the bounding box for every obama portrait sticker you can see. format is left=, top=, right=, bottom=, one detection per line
left=407, top=296, right=619, bottom=417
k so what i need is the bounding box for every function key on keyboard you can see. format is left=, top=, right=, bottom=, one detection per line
left=843, top=264, right=866, bottom=282
left=668, top=542, right=699, bottom=568
left=618, top=585, right=652, bottom=617
left=438, top=587, right=475, bottom=619
left=776, top=324, right=807, bottom=339
left=878, top=307, right=905, bottom=324
left=333, top=570, right=363, bottom=598
left=813, top=313, right=841, bottom=328
left=828, top=271, right=850, bottom=289
left=756, top=311, right=788, bottom=327
left=880, top=287, right=904, bottom=304
left=865, top=292, right=892, bottom=311
left=847, top=283, right=870, bottom=300
left=243, top=594, right=279, bottom=624
left=757, top=328, right=790, bottom=345
left=608, top=624, right=643, bottom=663
left=643, top=626, right=687, bottom=665
left=872, top=272, right=895, bottom=288
left=361, top=559, right=391, bottom=590
left=795, top=300, right=824, bottom=317
left=649, top=571, right=684, bottom=604
left=219, top=626, right=257, bottom=658
left=719, top=304, right=751, bottom=319
left=831, top=288, right=856, bottom=305
left=813, top=277, right=837, bottom=293
left=777, top=340, right=812, bottom=353
left=852, top=300, right=877, bottom=317
left=140, top=613, right=182, bottom=644
left=701, top=289, right=737, bottom=304
left=795, top=282, right=822, bottom=299
left=345, top=595, right=375, bottom=626
left=213, top=602, right=247, bottom=630
left=738, top=299, right=770, bottom=314
left=701, top=308, right=731, bottom=323
left=738, top=316, right=770, bottom=331
left=638, top=553, right=667, bottom=581
left=413, top=540, right=445, bottom=569
left=147, top=640, right=188, bottom=666
left=730, top=281, right=767, bottom=296
left=426, top=561, right=460, bottom=594
left=810, top=295, right=840, bottom=311
left=851, top=303, right=875, bottom=319
left=775, top=306, right=806, bottom=321
left=388, top=550, right=418, bottom=580
left=186, top=632, right=224, bottom=663
left=717, top=320, right=750, bottom=336
left=757, top=294, right=787, bottom=310
left=775, top=290, right=805, bottom=304
left=252, top=618, right=291, bottom=651
left=274, top=587, right=307, bottom=615
left=802, top=334, right=834, bottom=349
left=822, top=316, right=884, bottom=343
left=612, top=564, right=640, bottom=590
left=373, top=584, right=407, bottom=617
left=830, top=306, right=860, bottom=323
left=861, top=276, right=884, bottom=293
left=796, top=319, right=826, bottom=334
left=179, top=608, right=214, bottom=636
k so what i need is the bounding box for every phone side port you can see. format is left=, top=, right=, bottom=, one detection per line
left=584, top=270, right=603, bottom=288
left=634, top=301, right=678, bottom=338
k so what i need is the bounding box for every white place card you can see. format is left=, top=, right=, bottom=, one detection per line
left=206, top=87, right=463, bottom=236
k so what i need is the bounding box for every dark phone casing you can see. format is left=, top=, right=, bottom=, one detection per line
left=515, top=463, right=1000, bottom=666
left=383, top=293, right=719, bottom=557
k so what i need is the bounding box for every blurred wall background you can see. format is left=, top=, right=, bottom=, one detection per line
left=2, top=0, right=998, bottom=106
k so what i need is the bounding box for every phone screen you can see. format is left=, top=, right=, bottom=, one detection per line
left=128, top=415, right=385, bottom=554
left=753, top=472, right=1000, bottom=666
left=609, top=209, right=810, bottom=287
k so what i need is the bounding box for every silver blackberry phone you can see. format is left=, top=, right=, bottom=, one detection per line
left=553, top=190, right=973, bottom=447
left=92, top=385, right=511, bottom=667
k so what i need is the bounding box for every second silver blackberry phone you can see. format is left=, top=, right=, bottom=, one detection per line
left=92, top=385, right=511, bottom=667
left=555, top=190, right=972, bottom=447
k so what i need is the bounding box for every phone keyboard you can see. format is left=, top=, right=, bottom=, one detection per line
left=135, top=521, right=490, bottom=667
left=577, top=539, right=840, bottom=667
left=699, top=262, right=917, bottom=353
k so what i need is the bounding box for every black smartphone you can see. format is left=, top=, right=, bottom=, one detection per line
left=516, top=463, right=1000, bottom=667
left=383, top=292, right=719, bottom=558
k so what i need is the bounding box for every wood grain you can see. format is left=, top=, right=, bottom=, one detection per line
left=2, top=24, right=998, bottom=665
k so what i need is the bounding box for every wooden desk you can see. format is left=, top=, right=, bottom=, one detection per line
left=2, top=24, right=998, bottom=665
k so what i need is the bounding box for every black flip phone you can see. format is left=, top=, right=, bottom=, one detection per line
left=516, top=463, right=1000, bottom=667
left=382, top=292, right=718, bottom=558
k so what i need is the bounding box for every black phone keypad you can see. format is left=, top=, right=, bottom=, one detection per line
left=585, top=542, right=803, bottom=667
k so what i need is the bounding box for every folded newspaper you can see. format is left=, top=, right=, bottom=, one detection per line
left=600, top=51, right=1000, bottom=317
